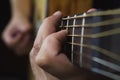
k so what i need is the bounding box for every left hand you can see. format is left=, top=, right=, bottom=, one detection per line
left=2, top=14, right=33, bottom=55
left=30, top=11, right=85, bottom=80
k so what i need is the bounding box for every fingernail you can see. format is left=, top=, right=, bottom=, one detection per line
left=87, top=8, right=96, bottom=13
left=53, top=11, right=62, bottom=16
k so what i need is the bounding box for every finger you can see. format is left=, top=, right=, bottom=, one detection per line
left=32, top=11, right=62, bottom=54
left=36, top=30, right=68, bottom=67
left=87, top=8, right=97, bottom=13
left=36, top=30, right=76, bottom=79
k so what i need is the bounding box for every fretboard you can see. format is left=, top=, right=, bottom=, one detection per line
left=60, top=9, right=120, bottom=80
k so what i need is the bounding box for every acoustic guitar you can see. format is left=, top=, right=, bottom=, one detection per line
left=33, top=0, right=120, bottom=79
left=60, top=9, right=120, bottom=80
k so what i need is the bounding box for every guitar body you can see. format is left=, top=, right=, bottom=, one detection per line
left=34, top=0, right=92, bottom=28
left=47, top=0, right=92, bottom=16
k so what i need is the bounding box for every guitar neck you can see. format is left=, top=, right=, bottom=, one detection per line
left=60, top=9, right=120, bottom=80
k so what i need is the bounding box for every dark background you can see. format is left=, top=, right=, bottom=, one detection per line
left=0, top=1, right=28, bottom=80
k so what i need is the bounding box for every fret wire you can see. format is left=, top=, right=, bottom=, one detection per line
left=60, top=20, right=63, bottom=29
left=67, top=42, right=120, bottom=62
left=66, top=16, right=70, bottom=30
left=61, top=18, right=120, bottom=28
left=80, top=13, right=86, bottom=67
left=71, top=15, right=76, bottom=63
left=62, top=9, right=120, bottom=20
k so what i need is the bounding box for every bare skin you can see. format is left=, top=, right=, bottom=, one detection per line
left=2, top=0, right=33, bottom=55
left=30, top=11, right=86, bottom=80
left=30, top=8, right=97, bottom=80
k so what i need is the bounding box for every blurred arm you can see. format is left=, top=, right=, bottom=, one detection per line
left=11, top=0, right=32, bottom=19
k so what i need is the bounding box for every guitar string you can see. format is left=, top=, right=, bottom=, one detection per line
left=67, top=42, right=120, bottom=62
left=91, top=68, right=120, bottom=80
left=66, top=42, right=120, bottom=79
left=67, top=42, right=120, bottom=76
left=62, top=9, right=120, bottom=20
left=60, top=18, right=120, bottom=28
left=72, top=49, right=120, bottom=73
left=79, top=54, right=120, bottom=73
left=59, top=9, right=118, bottom=77
left=71, top=15, right=76, bottom=63
left=92, top=57, right=120, bottom=72
left=61, top=17, right=120, bottom=62
left=82, top=54, right=120, bottom=78
left=80, top=13, right=86, bottom=67
left=71, top=50, right=120, bottom=77
left=67, top=28, right=120, bottom=38
left=80, top=53, right=120, bottom=79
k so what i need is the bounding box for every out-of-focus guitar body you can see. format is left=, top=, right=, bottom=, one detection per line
left=34, top=0, right=92, bottom=25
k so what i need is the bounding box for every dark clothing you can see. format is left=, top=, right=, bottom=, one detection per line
left=0, top=1, right=28, bottom=80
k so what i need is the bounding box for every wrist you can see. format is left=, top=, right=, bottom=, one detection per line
left=10, top=0, right=32, bottom=21
left=12, top=11, right=31, bottom=20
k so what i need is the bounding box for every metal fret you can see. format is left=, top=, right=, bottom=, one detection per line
left=66, top=16, right=70, bottom=30
left=71, top=15, right=76, bottom=63
left=60, top=20, right=63, bottom=29
left=80, top=13, right=86, bottom=67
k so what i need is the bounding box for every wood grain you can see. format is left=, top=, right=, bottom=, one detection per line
left=47, top=0, right=92, bottom=16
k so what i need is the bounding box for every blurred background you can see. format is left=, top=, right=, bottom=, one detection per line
left=0, top=0, right=119, bottom=80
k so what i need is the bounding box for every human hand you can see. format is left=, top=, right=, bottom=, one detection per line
left=30, top=11, right=85, bottom=80
left=2, top=14, right=33, bottom=55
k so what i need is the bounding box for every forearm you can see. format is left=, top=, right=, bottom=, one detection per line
left=10, top=0, right=32, bottom=19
